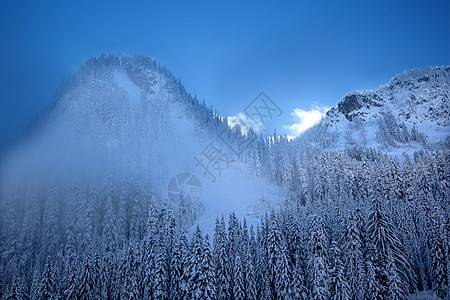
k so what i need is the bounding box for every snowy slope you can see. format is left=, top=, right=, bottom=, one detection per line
left=0, top=55, right=282, bottom=237
left=317, top=66, right=450, bottom=155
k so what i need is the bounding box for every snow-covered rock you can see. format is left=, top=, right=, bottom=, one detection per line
left=316, top=66, right=450, bottom=155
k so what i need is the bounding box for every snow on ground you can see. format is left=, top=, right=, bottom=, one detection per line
left=193, top=161, right=283, bottom=238
left=113, top=69, right=142, bottom=104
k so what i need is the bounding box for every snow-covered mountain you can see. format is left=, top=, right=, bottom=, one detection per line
left=2, top=60, right=448, bottom=237
left=1, top=56, right=449, bottom=300
left=317, top=66, right=449, bottom=155
left=0, top=55, right=281, bottom=237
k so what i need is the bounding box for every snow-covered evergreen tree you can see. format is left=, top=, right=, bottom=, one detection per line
left=202, top=235, right=216, bottom=300
left=154, top=234, right=169, bottom=299
left=213, top=217, right=230, bottom=300
left=308, top=214, right=329, bottom=300
left=34, top=260, right=58, bottom=300
left=275, top=239, right=292, bottom=299
left=4, top=276, right=27, bottom=300
left=367, top=189, right=410, bottom=299
left=233, top=255, right=245, bottom=300
left=329, top=242, right=350, bottom=300
left=343, top=210, right=365, bottom=300
left=78, top=255, right=95, bottom=300
left=291, top=254, right=308, bottom=300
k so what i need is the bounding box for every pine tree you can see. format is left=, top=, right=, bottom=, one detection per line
left=257, top=215, right=272, bottom=300
left=176, top=235, right=190, bottom=300
left=189, top=225, right=205, bottom=299
left=78, top=255, right=95, bottom=300
left=308, top=214, right=329, bottom=300
left=100, top=252, right=117, bottom=300
left=143, top=234, right=156, bottom=297
left=268, top=212, right=281, bottom=298
left=366, top=259, right=380, bottom=300
left=92, top=250, right=102, bottom=299
left=387, top=249, right=404, bottom=300
left=165, top=211, right=177, bottom=295
left=228, top=212, right=238, bottom=282
left=291, top=255, right=308, bottom=300
left=202, top=235, right=216, bottom=299
left=233, top=255, right=245, bottom=300
left=244, top=244, right=257, bottom=300
left=430, top=204, right=448, bottom=299
left=366, top=192, right=409, bottom=299
left=121, top=246, right=140, bottom=299
left=329, top=243, right=350, bottom=300
left=4, top=276, right=27, bottom=300
left=35, top=260, right=58, bottom=300
left=63, top=255, right=78, bottom=300
left=154, top=234, right=168, bottom=299
left=170, top=239, right=183, bottom=300
left=213, top=216, right=230, bottom=300
left=343, top=210, right=365, bottom=299
left=276, top=239, right=292, bottom=299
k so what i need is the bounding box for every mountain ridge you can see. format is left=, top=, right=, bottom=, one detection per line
left=309, top=65, right=450, bottom=154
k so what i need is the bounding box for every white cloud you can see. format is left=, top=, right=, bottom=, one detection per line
left=284, top=105, right=330, bottom=137
left=227, top=113, right=264, bottom=134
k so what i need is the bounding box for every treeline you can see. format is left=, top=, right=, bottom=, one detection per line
left=1, top=149, right=449, bottom=299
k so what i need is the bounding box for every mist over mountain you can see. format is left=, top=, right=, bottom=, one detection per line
left=0, top=56, right=448, bottom=299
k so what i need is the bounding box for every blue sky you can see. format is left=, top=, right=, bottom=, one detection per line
left=0, top=0, right=449, bottom=141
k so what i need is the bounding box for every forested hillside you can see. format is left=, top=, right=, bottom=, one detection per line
left=0, top=56, right=448, bottom=299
